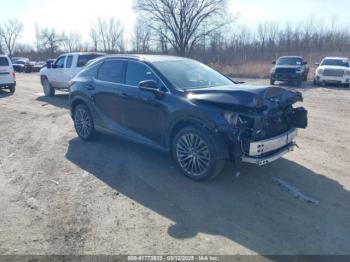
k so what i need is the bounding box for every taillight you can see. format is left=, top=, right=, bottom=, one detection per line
left=12, top=72, right=16, bottom=79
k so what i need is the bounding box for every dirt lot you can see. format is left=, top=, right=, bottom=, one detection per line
left=0, top=73, right=350, bottom=255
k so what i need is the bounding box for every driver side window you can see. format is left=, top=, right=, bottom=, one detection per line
left=54, top=56, right=66, bottom=68
left=125, top=61, right=159, bottom=86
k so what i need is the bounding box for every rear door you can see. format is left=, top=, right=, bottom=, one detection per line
left=91, top=59, right=128, bottom=133
left=0, top=57, right=13, bottom=85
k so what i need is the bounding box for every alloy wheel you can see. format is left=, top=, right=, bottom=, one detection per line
left=176, top=133, right=211, bottom=176
left=74, top=108, right=92, bottom=139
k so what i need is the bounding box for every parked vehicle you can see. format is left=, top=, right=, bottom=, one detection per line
left=69, top=55, right=308, bottom=181
left=11, top=58, right=30, bottom=73
left=0, top=55, right=16, bottom=93
left=270, top=56, right=309, bottom=86
left=314, top=57, right=350, bottom=87
left=32, top=61, right=46, bottom=72
left=40, top=52, right=105, bottom=96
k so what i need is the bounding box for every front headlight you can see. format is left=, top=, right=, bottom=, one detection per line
left=317, top=68, right=324, bottom=75
left=224, top=112, right=254, bottom=128
left=224, top=112, right=239, bottom=126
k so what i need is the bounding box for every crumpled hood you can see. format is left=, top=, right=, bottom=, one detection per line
left=187, top=85, right=303, bottom=110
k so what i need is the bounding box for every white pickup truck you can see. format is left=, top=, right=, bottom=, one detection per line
left=40, top=52, right=105, bottom=96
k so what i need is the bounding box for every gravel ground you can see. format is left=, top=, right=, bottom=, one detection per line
left=0, top=73, right=349, bottom=255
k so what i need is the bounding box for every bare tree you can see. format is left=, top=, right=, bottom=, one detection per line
left=63, top=32, right=82, bottom=52
left=38, top=28, right=65, bottom=56
left=132, top=18, right=151, bottom=53
left=90, top=17, right=124, bottom=52
left=135, top=0, right=230, bottom=56
left=0, top=20, right=23, bottom=57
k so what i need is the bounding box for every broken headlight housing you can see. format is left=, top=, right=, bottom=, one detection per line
left=224, top=112, right=254, bottom=129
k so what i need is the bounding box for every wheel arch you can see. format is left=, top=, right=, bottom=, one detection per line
left=168, top=117, right=230, bottom=160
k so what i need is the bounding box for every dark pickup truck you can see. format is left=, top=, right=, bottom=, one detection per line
left=270, top=56, right=309, bottom=86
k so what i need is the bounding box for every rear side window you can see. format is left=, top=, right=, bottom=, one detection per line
left=77, top=54, right=104, bottom=68
left=66, top=55, right=73, bottom=68
left=0, top=58, right=10, bottom=66
left=97, top=60, right=124, bottom=83
left=126, top=61, right=158, bottom=86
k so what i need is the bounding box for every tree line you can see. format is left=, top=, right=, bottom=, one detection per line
left=1, top=0, right=350, bottom=65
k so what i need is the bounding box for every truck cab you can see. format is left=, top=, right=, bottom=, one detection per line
left=40, top=52, right=105, bottom=96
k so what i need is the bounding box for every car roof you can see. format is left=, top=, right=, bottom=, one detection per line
left=61, top=52, right=106, bottom=56
left=322, top=57, right=349, bottom=60
left=104, top=54, right=191, bottom=63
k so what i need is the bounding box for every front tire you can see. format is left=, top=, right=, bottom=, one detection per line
left=73, top=104, right=97, bottom=141
left=42, top=78, right=55, bottom=97
left=172, top=126, right=225, bottom=181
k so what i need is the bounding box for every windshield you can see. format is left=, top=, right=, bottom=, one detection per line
left=277, top=57, right=303, bottom=65
left=321, top=59, right=349, bottom=67
left=153, top=60, right=232, bottom=90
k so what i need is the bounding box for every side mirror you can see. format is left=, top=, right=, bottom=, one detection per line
left=315, top=62, right=320, bottom=66
left=272, top=61, right=276, bottom=65
left=138, top=80, right=160, bottom=92
left=303, top=61, right=308, bottom=65
left=46, top=62, right=52, bottom=68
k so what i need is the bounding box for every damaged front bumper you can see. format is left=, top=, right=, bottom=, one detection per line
left=241, top=128, right=298, bottom=166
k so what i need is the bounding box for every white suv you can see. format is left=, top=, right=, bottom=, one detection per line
left=0, top=55, right=16, bottom=93
left=40, top=52, right=105, bottom=96
left=314, top=57, right=350, bottom=87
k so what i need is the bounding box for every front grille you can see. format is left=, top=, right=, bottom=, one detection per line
left=323, top=69, right=344, bottom=77
left=275, top=68, right=296, bottom=74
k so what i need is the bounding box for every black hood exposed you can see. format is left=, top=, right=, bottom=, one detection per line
left=187, top=85, right=303, bottom=110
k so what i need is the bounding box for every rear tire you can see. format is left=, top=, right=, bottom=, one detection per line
left=42, top=78, right=55, bottom=97
left=73, top=104, right=97, bottom=141
left=172, top=126, right=225, bottom=181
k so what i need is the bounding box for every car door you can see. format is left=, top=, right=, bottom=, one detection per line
left=121, top=60, right=168, bottom=146
left=61, top=55, right=74, bottom=87
left=50, top=56, right=66, bottom=88
left=91, top=59, right=128, bottom=134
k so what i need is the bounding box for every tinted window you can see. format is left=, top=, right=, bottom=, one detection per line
left=66, top=55, right=73, bottom=68
left=0, top=57, right=9, bottom=66
left=77, top=54, right=104, bottom=67
left=79, top=63, right=101, bottom=78
left=126, top=61, right=159, bottom=86
left=321, top=59, right=349, bottom=67
left=277, top=57, right=303, bottom=65
left=55, top=56, right=66, bottom=68
left=154, top=60, right=232, bottom=90
left=97, top=60, right=124, bottom=83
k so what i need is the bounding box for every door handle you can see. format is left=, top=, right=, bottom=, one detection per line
left=87, top=84, right=95, bottom=90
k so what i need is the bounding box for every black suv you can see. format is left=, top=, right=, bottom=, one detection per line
left=270, top=56, right=309, bottom=86
left=69, top=55, right=307, bottom=181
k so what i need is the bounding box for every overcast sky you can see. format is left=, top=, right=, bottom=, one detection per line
left=1, top=0, right=350, bottom=45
